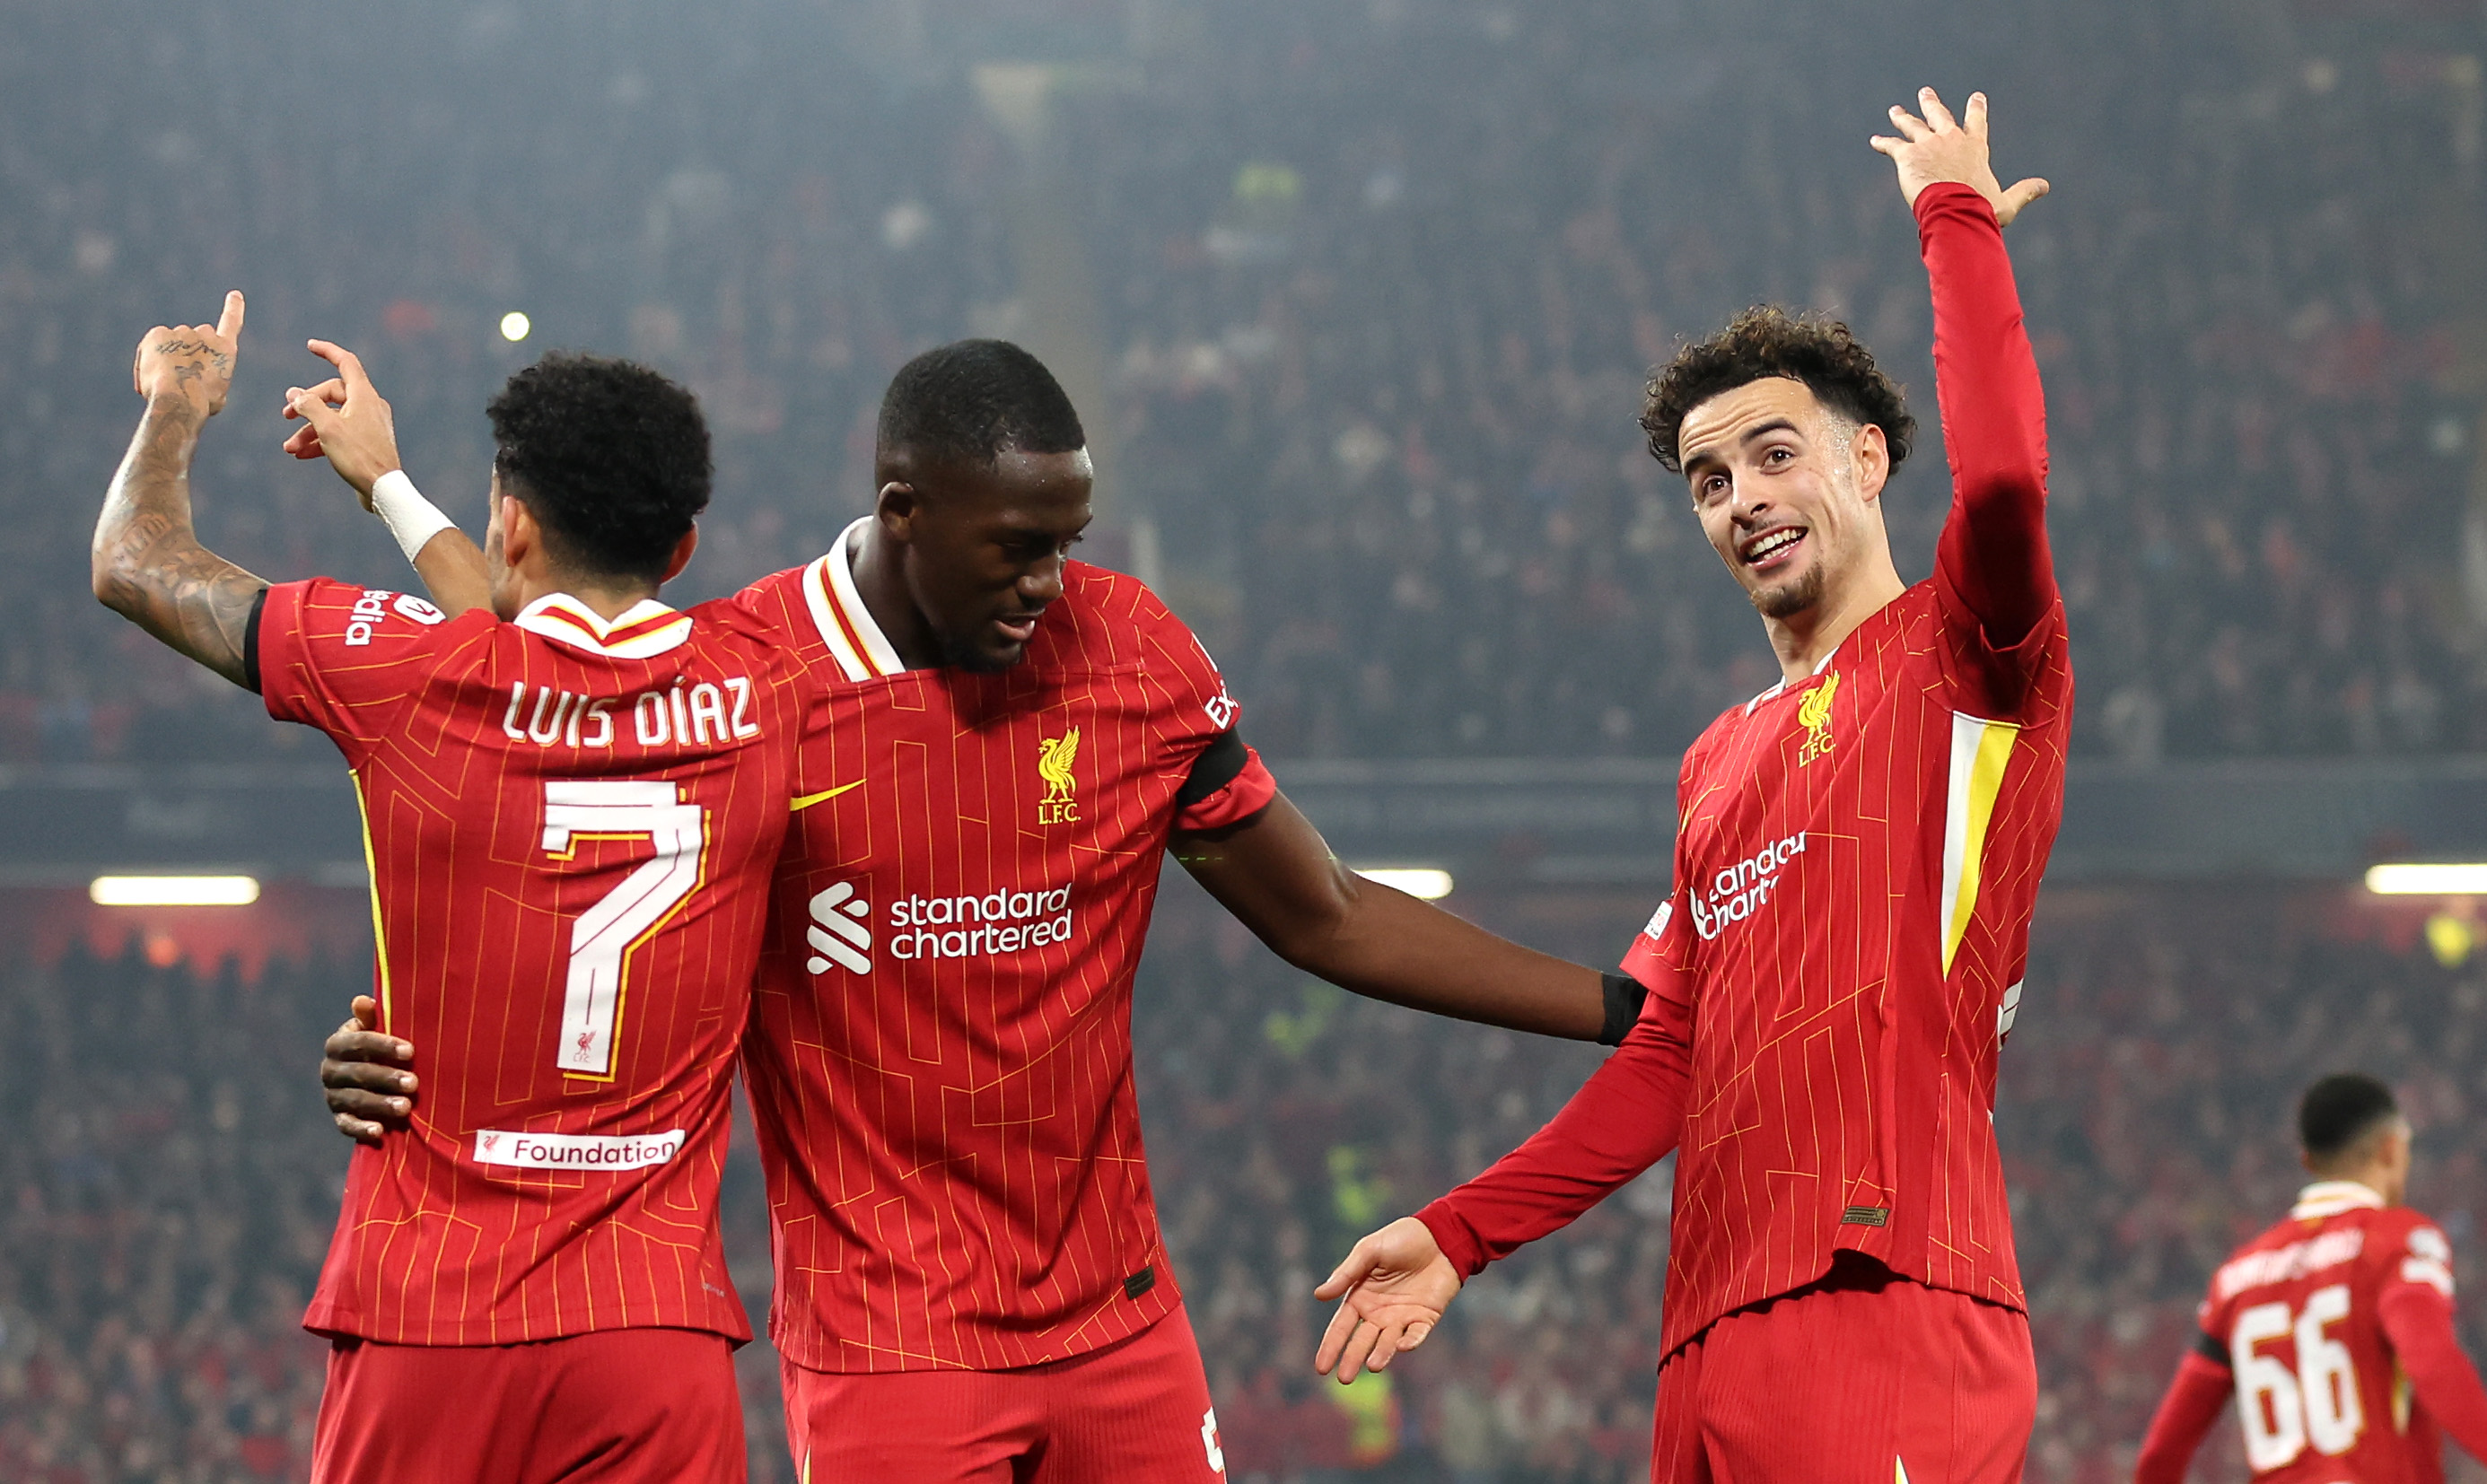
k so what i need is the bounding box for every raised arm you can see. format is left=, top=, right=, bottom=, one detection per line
left=1175, top=791, right=1636, bottom=1043
left=92, top=292, right=267, bottom=687
left=1872, top=90, right=2056, bottom=660
left=283, top=340, right=494, bottom=616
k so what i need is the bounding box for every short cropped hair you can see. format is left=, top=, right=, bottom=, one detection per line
left=486, top=354, right=712, bottom=582
left=1640, top=307, right=1916, bottom=476
left=877, top=339, right=1085, bottom=468
left=2299, top=1073, right=2401, bottom=1162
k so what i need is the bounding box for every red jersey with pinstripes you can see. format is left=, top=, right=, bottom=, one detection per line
left=731, top=534, right=1271, bottom=1373
left=259, top=579, right=801, bottom=1346
left=1419, top=184, right=2070, bottom=1361
left=2194, top=1184, right=2457, bottom=1482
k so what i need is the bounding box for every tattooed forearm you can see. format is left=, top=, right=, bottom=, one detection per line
left=92, top=398, right=267, bottom=688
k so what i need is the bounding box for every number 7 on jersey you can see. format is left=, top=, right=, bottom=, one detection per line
left=540, top=781, right=707, bottom=1078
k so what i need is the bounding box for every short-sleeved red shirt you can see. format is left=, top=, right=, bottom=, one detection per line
left=731, top=524, right=1274, bottom=1372
left=260, top=579, right=802, bottom=1345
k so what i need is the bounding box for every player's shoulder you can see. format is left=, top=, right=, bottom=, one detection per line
left=269, top=575, right=476, bottom=653
left=1025, top=562, right=1203, bottom=668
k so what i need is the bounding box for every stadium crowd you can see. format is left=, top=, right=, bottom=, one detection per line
left=3, top=0, right=2484, bottom=764
left=12, top=881, right=2487, bottom=1481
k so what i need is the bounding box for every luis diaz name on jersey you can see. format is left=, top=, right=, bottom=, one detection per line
left=1037, top=726, right=1081, bottom=825
left=1687, top=830, right=1808, bottom=941
left=806, top=879, right=1079, bottom=975
left=498, top=677, right=764, bottom=751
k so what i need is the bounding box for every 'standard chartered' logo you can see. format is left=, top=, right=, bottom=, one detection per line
left=1037, top=728, right=1081, bottom=825
left=1796, top=671, right=1838, bottom=766
left=806, top=881, right=872, bottom=974
left=1688, top=831, right=1808, bottom=941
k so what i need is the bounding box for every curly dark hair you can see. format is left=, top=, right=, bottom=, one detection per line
left=486, top=354, right=712, bottom=582
left=1640, top=307, right=1915, bottom=476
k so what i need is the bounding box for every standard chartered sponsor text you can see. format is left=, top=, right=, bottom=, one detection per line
left=1688, top=831, right=1808, bottom=941
left=889, top=886, right=1073, bottom=961
left=472, top=1128, right=686, bottom=1171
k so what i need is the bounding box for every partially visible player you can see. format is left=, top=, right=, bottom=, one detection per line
left=93, top=296, right=804, bottom=1481
left=1313, top=90, right=2064, bottom=1484
left=2133, top=1074, right=2487, bottom=1483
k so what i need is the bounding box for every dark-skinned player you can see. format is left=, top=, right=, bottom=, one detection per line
left=297, top=337, right=1640, bottom=1482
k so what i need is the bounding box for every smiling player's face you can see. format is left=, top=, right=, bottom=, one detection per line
left=898, top=449, right=1093, bottom=672
left=1678, top=378, right=1889, bottom=622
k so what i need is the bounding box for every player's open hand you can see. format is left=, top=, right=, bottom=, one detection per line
left=322, top=994, right=418, bottom=1147
left=283, top=340, right=403, bottom=506
left=1313, top=1215, right=1462, bottom=1384
left=1870, top=88, right=2049, bottom=228
left=132, top=291, right=244, bottom=418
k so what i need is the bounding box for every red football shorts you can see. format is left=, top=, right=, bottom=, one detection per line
left=1651, top=1254, right=2036, bottom=1484
left=781, top=1304, right=1227, bottom=1483
left=311, top=1327, right=744, bottom=1484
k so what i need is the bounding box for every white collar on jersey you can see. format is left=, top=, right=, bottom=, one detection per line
left=2290, top=1180, right=2387, bottom=1220
left=801, top=516, right=909, bottom=682
left=1743, top=646, right=1842, bottom=716
left=512, top=593, right=693, bottom=659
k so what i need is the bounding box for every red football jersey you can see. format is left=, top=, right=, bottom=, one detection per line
left=2197, top=1183, right=2459, bottom=1482
left=731, top=527, right=1274, bottom=1372
left=258, top=579, right=802, bottom=1345
left=1418, top=185, right=2070, bottom=1361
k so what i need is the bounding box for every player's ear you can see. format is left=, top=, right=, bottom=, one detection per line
left=876, top=481, right=921, bottom=542
left=660, top=526, right=699, bottom=585
left=500, top=493, right=540, bottom=570
left=1852, top=423, right=1892, bottom=504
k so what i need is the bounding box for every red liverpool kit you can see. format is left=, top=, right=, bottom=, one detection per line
left=1414, top=183, right=2068, bottom=1481
left=2135, top=1182, right=2487, bottom=1484
left=257, top=580, right=801, bottom=1479
left=730, top=528, right=1273, bottom=1479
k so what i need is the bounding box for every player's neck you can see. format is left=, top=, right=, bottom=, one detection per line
left=1762, top=560, right=1906, bottom=683
left=846, top=521, right=941, bottom=670
left=509, top=570, right=663, bottom=624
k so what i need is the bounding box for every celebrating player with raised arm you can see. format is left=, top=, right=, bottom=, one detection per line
left=314, top=338, right=1644, bottom=1481
left=2134, top=1074, right=2487, bottom=1484
left=1311, top=90, right=2069, bottom=1483
left=95, top=297, right=806, bottom=1481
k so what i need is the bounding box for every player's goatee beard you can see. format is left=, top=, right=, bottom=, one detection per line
left=1753, top=563, right=1826, bottom=620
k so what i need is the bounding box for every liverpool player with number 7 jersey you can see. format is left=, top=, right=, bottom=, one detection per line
left=95, top=304, right=801, bottom=1480
left=1315, top=91, right=2070, bottom=1483
left=2135, top=1074, right=2487, bottom=1483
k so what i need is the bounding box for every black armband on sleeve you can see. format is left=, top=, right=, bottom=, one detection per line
left=1176, top=727, right=1250, bottom=807
left=2194, top=1330, right=2230, bottom=1367
left=1598, top=972, right=1648, bottom=1047
left=241, top=585, right=269, bottom=695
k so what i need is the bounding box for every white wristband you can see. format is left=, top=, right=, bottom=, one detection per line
left=370, top=469, right=456, bottom=564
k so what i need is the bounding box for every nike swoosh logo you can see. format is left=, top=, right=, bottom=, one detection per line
left=790, top=781, right=865, bottom=812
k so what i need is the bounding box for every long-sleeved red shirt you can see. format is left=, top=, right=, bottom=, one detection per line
left=1418, top=181, right=2071, bottom=1360
left=2134, top=1183, right=2487, bottom=1483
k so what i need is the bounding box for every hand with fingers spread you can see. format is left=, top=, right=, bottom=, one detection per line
left=1870, top=87, right=2049, bottom=227
left=322, top=994, right=419, bottom=1147
left=283, top=340, right=403, bottom=506
left=132, top=291, right=246, bottom=419
left=1312, top=1215, right=1463, bottom=1384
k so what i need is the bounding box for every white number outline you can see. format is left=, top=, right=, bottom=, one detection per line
left=539, top=781, right=707, bottom=1079
left=2232, top=1283, right=2365, bottom=1471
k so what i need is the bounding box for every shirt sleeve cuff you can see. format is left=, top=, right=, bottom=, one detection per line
left=1172, top=746, right=1276, bottom=832
left=256, top=579, right=317, bottom=724
left=1416, top=1198, right=1492, bottom=1280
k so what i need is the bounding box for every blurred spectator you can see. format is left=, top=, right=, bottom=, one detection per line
left=4, top=0, right=2484, bottom=764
